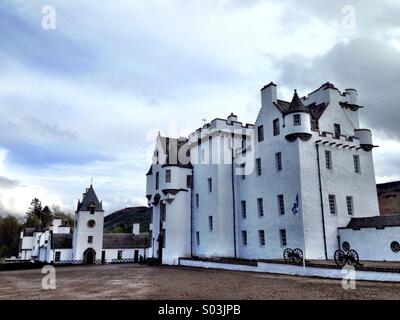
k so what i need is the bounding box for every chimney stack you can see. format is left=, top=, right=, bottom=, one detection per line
left=261, top=82, right=277, bottom=108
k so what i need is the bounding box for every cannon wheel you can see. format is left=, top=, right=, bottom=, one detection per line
left=347, top=249, right=359, bottom=266
left=334, top=249, right=346, bottom=267
left=283, top=248, right=293, bottom=262
left=293, top=248, right=303, bottom=264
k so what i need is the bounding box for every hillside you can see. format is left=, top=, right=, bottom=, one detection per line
left=377, top=181, right=400, bottom=216
left=104, top=206, right=151, bottom=233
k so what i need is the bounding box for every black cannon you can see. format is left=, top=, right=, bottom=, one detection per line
left=283, top=248, right=303, bottom=264
left=334, top=249, right=361, bottom=267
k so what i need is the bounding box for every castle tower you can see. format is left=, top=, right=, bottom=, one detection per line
left=72, top=185, right=105, bottom=263
left=284, top=90, right=312, bottom=142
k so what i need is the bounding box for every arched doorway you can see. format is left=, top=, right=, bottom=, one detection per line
left=83, top=248, right=96, bottom=265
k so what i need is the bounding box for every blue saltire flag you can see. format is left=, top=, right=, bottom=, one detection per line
left=292, top=194, right=299, bottom=216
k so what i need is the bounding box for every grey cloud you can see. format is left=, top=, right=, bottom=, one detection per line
left=0, top=176, right=19, bottom=188
left=23, top=116, right=77, bottom=140
left=274, top=37, right=400, bottom=139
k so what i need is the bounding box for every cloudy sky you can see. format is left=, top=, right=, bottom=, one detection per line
left=0, top=0, right=399, bottom=217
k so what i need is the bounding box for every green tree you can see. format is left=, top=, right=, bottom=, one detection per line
left=24, top=212, right=40, bottom=228
left=51, top=205, right=74, bottom=229
left=109, top=226, right=125, bottom=233
left=0, top=215, right=22, bottom=257
left=25, top=198, right=42, bottom=228
left=0, top=245, right=8, bottom=260
left=41, top=206, right=53, bottom=228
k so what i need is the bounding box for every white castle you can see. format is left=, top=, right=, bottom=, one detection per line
left=147, top=82, right=400, bottom=265
left=19, top=185, right=149, bottom=264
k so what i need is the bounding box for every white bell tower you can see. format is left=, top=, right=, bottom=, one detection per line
left=72, top=184, right=105, bottom=263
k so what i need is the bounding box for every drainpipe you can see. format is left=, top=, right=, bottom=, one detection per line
left=190, top=169, right=194, bottom=257
left=231, top=134, right=237, bottom=259
left=315, top=142, right=328, bottom=260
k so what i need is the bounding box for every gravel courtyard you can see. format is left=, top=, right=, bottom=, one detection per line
left=0, top=264, right=399, bottom=300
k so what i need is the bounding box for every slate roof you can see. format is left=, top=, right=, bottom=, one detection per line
left=340, top=215, right=400, bottom=230
left=160, top=135, right=192, bottom=168
left=274, top=94, right=328, bottom=121
left=77, top=185, right=104, bottom=212
left=23, top=228, right=37, bottom=237
left=52, top=233, right=73, bottom=249
left=102, top=233, right=150, bottom=249
left=147, top=135, right=193, bottom=175
left=284, top=90, right=310, bottom=115
left=49, top=233, right=150, bottom=249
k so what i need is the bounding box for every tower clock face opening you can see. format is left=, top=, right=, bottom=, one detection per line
left=87, top=219, right=96, bottom=228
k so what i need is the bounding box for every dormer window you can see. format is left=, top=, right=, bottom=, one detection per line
left=90, top=206, right=95, bottom=214
left=293, top=114, right=301, bottom=126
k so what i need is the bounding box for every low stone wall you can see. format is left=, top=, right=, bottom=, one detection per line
left=179, top=259, right=400, bottom=282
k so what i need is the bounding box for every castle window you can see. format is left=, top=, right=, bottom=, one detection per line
left=325, top=150, right=332, bottom=170
left=280, top=229, right=287, bottom=247
left=334, top=124, right=341, bottom=139
left=277, top=195, right=285, bottom=215
left=259, top=230, right=266, bottom=246
left=257, top=198, right=264, bottom=217
left=165, top=170, right=171, bottom=183
left=155, top=172, right=159, bottom=190
left=208, top=216, right=213, bottom=231
left=241, top=163, right=246, bottom=180
left=311, top=119, right=319, bottom=130
left=353, top=155, right=361, bottom=173
left=258, top=125, right=264, bottom=142
left=241, top=201, right=247, bottom=219
left=88, top=236, right=93, bottom=244
left=241, top=135, right=247, bottom=154
left=90, top=206, right=95, bottom=214
left=196, top=194, right=199, bottom=208
left=329, top=194, right=337, bottom=215
left=160, top=203, right=166, bottom=222
left=256, top=158, right=262, bottom=176
left=186, top=175, right=193, bottom=188
left=208, top=178, right=212, bottom=193
left=293, top=114, right=301, bottom=126
left=275, top=152, right=282, bottom=171
left=242, top=231, right=247, bottom=246
left=209, top=136, right=213, bottom=163
left=196, top=231, right=200, bottom=246
left=162, top=229, right=166, bottom=248
left=346, top=196, right=354, bottom=216
left=117, top=250, right=122, bottom=260
left=55, top=251, right=61, bottom=262
left=273, top=118, right=280, bottom=136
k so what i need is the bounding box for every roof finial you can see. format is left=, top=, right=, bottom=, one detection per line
left=90, top=177, right=93, bottom=187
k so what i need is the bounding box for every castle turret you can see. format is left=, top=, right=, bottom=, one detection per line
left=354, top=128, right=375, bottom=151
left=344, top=88, right=358, bottom=105
left=284, top=90, right=312, bottom=142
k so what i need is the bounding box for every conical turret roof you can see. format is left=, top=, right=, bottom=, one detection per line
left=284, top=90, right=310, bottom=116
left=76, top=185, right=104, bottom=212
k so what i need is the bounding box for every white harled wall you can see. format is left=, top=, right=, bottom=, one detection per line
left=147, top=82, right=388, bottom=264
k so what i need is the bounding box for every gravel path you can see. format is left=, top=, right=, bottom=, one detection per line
left=0, top=264, right=399, bottom=300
